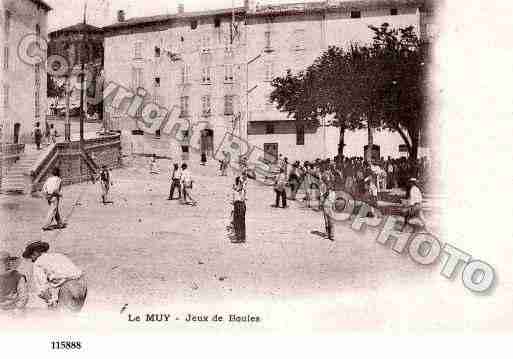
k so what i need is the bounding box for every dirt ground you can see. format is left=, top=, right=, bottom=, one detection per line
left=0, top=156, right=511, bottom=332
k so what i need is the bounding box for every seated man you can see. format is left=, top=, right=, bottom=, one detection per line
left=0, top=251, right=28, bottom=312
left=22, top=241, right=87, bottom=312
left=402, top=178, right=427, bottom=231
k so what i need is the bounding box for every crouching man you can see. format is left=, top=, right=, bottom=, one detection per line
left=0, top=251, right=28, bottom=313
left=22, top=241, right=87, bottom=313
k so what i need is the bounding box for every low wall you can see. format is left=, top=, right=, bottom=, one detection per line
left=30, top=134, right=122, bottom=191
left=0, top=144, right=25, bottom=189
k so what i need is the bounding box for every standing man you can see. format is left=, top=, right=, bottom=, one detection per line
left=273, top=168, right=287, bottom=208
left=180, top=163, right=196, bottom=206
left=42, top=167, right=65, bottom=231
left=231, top=176, right=247, bottom=243
left=168, top=163, right=182, bottom=200
left=50, top=124, right=58, bottom=144
left=33, top=122, right=43, bottom=150
left=0, top=251, right=29, bottom=312
left=322, top=189, right=336, bottom=241
left=98, top=165, right=113, bottom=205
left=22, top=241, right=87, bottom=312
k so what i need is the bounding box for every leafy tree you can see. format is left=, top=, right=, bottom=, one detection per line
left=369, top=23, right=428, bottom=160
left=270, top=23, right=428, bottom=160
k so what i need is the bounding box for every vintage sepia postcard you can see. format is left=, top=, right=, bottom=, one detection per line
left=1, top=0, right=512, bottom=355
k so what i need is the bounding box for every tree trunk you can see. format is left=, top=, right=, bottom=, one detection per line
left=410, top=129, right=420, bottom=160
left=366, top=118, right=374, bottom=162
left=338, top=125, right=345, bottom=157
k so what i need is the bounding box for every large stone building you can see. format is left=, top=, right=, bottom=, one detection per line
left=102, top=0, right=437, bottom=161
left=1, top=0, right=51, bottom=145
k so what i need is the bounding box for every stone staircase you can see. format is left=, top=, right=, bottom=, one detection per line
left=1, top=147, right=47, bottom=194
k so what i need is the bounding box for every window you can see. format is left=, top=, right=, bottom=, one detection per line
left=293, top=29, right=305, bottom=50
left=153, top=94, right=162, bottom=105
left=131, top=67, right=143, bottom=90
left=134, top=42, right=143, bottom=59
left=201, top=95, right=211, bottom=117
left=4, top=11, right=11, bottom=36
left=181, top=64, right=190, bottom=84
left=154, top=46, right=161, bottom=57
left=180, top=96, right=189, bottom=117
left=224, top=95, right=235, bottom=115
left=390, top=8, right=398, bottom=15
left=201, top=34, right=211, bottom=52
left=264, top=62, right=274, bottom=82
left=296, top=124, right=305, bottom=145
left=264, top=31, right=272, bottom=50
left=2, top=84, right=9, bottom=110
left=224, top=64, right=234, bottom=83
left=191, top=20, right=198, bottom=30
left=154, top=77, right=161, bottom=87
left=3, top=46, right=8, bottom=70
left=225, top=44, right=234, bottom=57
left=214, top=18, right=221, bottom=28
left=201, top=67, right=212, bottom=84
left=265, top=123, right=275, bottom=134
left=350, top=10, right=361, bottom=18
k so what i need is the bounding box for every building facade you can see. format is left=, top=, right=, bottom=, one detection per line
left=102, top=0, right=436, bottom=162
left=1, top=0, right=51, bottom=145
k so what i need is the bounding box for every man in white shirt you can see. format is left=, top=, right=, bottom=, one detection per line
left=22, top=241, right=87, bottom=312
left=273, top=168, right=288, bottom=208
left=180, top=163, right=196, bottom=205
left=402, top=178, right=427, bottom=230
left=42, top=167, right=65, bottom=231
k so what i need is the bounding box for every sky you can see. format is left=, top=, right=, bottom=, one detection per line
left=45, top=0, right=319, bottom=31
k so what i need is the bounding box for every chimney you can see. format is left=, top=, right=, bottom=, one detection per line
left=117, top=10, right=126, bottom=22
left=244, top=0, right=257, bottom=13
left=177, top=3, right=184, bottom=14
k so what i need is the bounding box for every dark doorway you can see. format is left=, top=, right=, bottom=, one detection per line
left=13, top=123, right=20, bottom=144
left=264, top=142, right=278, bottom=163
left=200, top=128, right=214, bottom=156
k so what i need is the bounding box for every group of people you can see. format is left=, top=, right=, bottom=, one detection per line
left=168, top=163, right=196, bottom=206
left=0, top=241, right=87, bottom=314
left=32, top=122, right=59, bottom=150
left=269, top=153, right=429, bottom=238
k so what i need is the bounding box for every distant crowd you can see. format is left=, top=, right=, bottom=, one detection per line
left=268, top=154, right=431, bottom=200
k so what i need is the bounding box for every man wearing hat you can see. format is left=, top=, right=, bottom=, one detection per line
left=402, top=178, right=427, bottom=230
left=22, top=242, right=87, bottom=312
left=0, top=251, right=28, bottom=312
left=41, top=167, right=65, bottom=231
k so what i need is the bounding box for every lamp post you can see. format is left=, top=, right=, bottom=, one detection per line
left=64, top=75, right=71, bottom=141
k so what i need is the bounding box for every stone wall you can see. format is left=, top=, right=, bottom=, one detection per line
left=0, top=144, right=25, bottom=187
left=31, top=134, right=122, bottom=191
